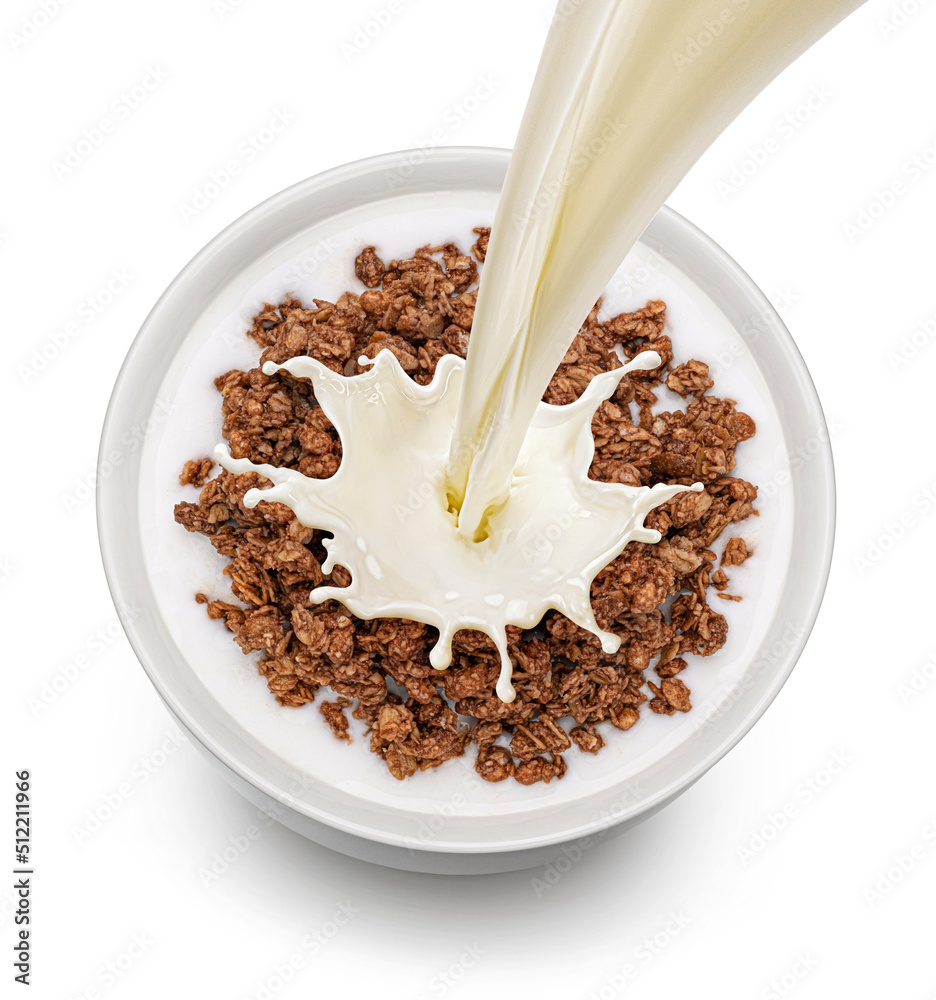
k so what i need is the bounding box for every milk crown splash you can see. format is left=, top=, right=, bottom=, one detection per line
left=444, top=0, right=865, bottom=541
left=216, top=349, right=700, bottom=703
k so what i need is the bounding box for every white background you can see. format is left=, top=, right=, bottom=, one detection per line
left=4, top=0, right=936, bottom=997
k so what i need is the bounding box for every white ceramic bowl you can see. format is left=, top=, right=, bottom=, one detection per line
left=97, top=146, right=834, bottom=874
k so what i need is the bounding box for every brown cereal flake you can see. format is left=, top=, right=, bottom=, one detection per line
left=475, top=744, right=515, bottom=782
left=179, top=457, right=215, bottom=488
left=319, top=697, right=352, bottom=743
left=514, top=752, right=566, bottom=786
left=666, top=360, right=714, bottom=398
left=471, top=227, right=490, bottom=262
left=722, top=536, right=752, bottom=566
left=570, top=724, right=605, bottom=754
left=656, top=656, right=688, bottom=680
left=354, top=245, right=386, bottom=288
left=661, top=677, right=692, bottom=712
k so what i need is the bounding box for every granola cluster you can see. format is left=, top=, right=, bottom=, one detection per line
left=174, top=231, right=757, bottom=785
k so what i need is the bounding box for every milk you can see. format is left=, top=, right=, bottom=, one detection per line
left=446, top=0, right=864, bottom=539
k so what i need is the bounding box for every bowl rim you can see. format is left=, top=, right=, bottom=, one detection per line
left=97, top=144, right=835, bottom=854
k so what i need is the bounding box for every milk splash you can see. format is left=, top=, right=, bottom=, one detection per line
left=215, top=348, right=701, bottom=702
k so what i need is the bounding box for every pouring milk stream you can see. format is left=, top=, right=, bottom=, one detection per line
left=219, top=0, right=865, bottom=702
left=445, top=0, right=865, bottom=540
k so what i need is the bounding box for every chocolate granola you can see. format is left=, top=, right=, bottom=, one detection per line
left=174, top=232, right=758, bottom=785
